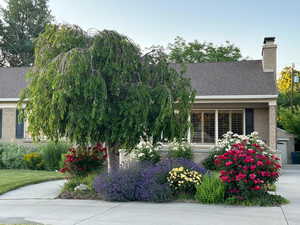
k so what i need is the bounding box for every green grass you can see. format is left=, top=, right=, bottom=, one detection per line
left=0, top=169, right=64, bottom=195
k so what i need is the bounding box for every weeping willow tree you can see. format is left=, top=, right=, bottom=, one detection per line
left=19, top=24, right=195, bottom=171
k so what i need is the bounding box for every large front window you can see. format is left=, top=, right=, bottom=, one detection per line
left=191, top=110, right=244, bottom=144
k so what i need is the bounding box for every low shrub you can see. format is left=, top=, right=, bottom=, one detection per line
left=167, top=141, right=193, bottom=160
left=40, top=141, right=70, bottom=171
left=60, top=143, right=107, bottom=177
left=195, top=174, right=225, bottom=204
left=214, top=133, right=281, bottom=198
left=224, top=193, right=289, bottom=206
left=167, top=167, right=202, bottom=195
left=94, top=166, right=142, bottom=201
left=59, top=173, right=99, bottom=200
left=63, top=173, right=97, bottom=192
left=133, top=139, right=161, bottom=164
left=202, top=147, right=225, bottom=171
left=94, top=158, right=206, bottom=202
left=23, top=152, right=44, bottom=170
left=0, top=143, right=36, bottom=169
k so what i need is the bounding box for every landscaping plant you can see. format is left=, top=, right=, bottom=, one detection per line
left=60, top=143, right=107, bottom=177
left=167, top=167, right=202, bottom=195
left=23, top=152, right=44, bottom=170
left=214, top=134, right=281, bottom=199
left=195, top=174, right=225, bottom=204
left=40, top=141, right=70, bottom=171
left=19, top=24, right=195, bottom=172
left=94, top=158, right=206, bottom=202
left=0, top=143, right=36, bottom=169
left=133, top=139, right=161, bottom=164
left=202, top=131, right=266, bottom=171
left=167, top=140, right=193, bottom=160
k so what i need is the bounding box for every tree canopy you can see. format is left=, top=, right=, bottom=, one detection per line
left=278, top=106, right=300, bottom=140
left=19, top=24, right=195, bottom=170
left=277, top=66, right=300, bottom=93
left=165, top=36, right=242, bottom=63
left=0, top=0, right=53, bottom=67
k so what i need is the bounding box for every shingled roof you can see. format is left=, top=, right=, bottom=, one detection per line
left=173, top=60, right=278, bottom=96
left=0, top=60, right=278, bottom=99
left=0, top=67, right=29, bottom=99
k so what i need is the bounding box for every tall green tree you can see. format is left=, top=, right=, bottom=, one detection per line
left=278, top=106, right=300, bottom=139
left=166, top=36, right=242, bottom=63
left=19, top=24, right=195, bottom=171
left=0, top=0, right=53, bottom=67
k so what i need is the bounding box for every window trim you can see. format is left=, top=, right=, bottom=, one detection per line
left=190, top=109, right=246, bottom=145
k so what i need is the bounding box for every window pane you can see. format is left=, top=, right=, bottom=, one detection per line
left=204, top=112, right=215, bottom=143
left=218, top=112, right=229, bottom=139
left=191, top=112, right=202, bottom=143
left=232, top=112, right=243, bottom=134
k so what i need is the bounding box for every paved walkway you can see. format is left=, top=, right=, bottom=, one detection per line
left=0, top=168, right=298, bottom=225
left=0, top=180, right=65, bottom=200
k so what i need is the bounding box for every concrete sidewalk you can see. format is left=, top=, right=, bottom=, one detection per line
left=0, top=180, right=65, bottom=200
left=0, top=168, right=298, bottom=225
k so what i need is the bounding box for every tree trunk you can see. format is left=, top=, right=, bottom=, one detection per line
left=107, top=145, right=119, bottom=173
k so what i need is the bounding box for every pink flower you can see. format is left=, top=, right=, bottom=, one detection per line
left=244, top=157, right=254, bottom=163
left=247, top=149, right=256, bottom=154
left=220, top=175, right=230, bottom=182
left=236, top=173, right=246, bottom=181
left=225, top=161, right=233, bottom=166
left=250, top=165, right=256, bottom=171
left=257, top=161, right=264, bottom=166
left=249, top=173, right=256, bottom=180
left=253, top=185, right=261, bottom=191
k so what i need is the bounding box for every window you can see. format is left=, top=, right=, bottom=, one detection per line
left=191, top=110, right=244, bottom=144
left=16, top=109, right=24, bottom=139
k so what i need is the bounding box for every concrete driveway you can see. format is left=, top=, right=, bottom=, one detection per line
left=0, top=167, right=298, bottom=225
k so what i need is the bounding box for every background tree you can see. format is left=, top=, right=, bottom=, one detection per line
left=0, top=0, right=53, bottom=67
left=19, top=24, right=195, bottom=171
left=277, top=66, right=300, bottom=104
left=278, top=106, right=300, bottom=140
left=166, top=36, right=242, bottom=63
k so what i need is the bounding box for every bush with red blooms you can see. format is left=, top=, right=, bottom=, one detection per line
left=60, top=143, right=107, bottom=177
left=214, top=140, right=281, bottom=198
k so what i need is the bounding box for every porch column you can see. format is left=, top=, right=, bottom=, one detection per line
left=268, top=100, right=277, bottom=151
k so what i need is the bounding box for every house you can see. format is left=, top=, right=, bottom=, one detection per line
left=0, top=37, right=279, bottom=162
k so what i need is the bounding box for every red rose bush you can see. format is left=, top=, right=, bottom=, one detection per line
left=60, top=143, right=107, bottom=177
left=214, top=133, right=281, bottom=198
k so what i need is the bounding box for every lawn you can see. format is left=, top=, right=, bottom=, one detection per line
left=0, top=169, right=64, bottom=195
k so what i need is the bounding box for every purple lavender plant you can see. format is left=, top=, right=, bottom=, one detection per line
left=94, top=158, right=206, bottom=202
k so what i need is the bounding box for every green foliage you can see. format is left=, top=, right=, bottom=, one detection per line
left=277, top=92, right=300, bottom=108
left=278, top=106, right=300, bottom=139
left=40, top=141, right=70, bottom=170
left=167, top=141, right=193, bottom=160
left=0, top=0, right=53, bottom=66
left=202, top=147, right=226, bottom=171
left=167, top=36, right=242, bottom=63
left=19, top=24, right=195, bottom=170
left=23, top=152, right=44, bottom=170
left=195, top=174, right=225, bottom=204
left=62, top=173, right=97, bottom=192
left=133, top=139, right=161, bottom=164
left=0, top=143, right=35, bottom=169
left=224, top=193, right=289, bottom=206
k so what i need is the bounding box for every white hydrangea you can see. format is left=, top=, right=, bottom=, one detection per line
left=216, top=131, right=266, bottom=152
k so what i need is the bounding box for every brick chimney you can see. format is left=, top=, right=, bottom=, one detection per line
left=262, top=37, right=277, bottom=73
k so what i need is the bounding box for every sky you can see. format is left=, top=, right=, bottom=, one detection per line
left=1, top=0, right=300, bottom=73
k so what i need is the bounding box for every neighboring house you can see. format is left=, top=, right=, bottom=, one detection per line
left=0, top=37, right=279, bottom=162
